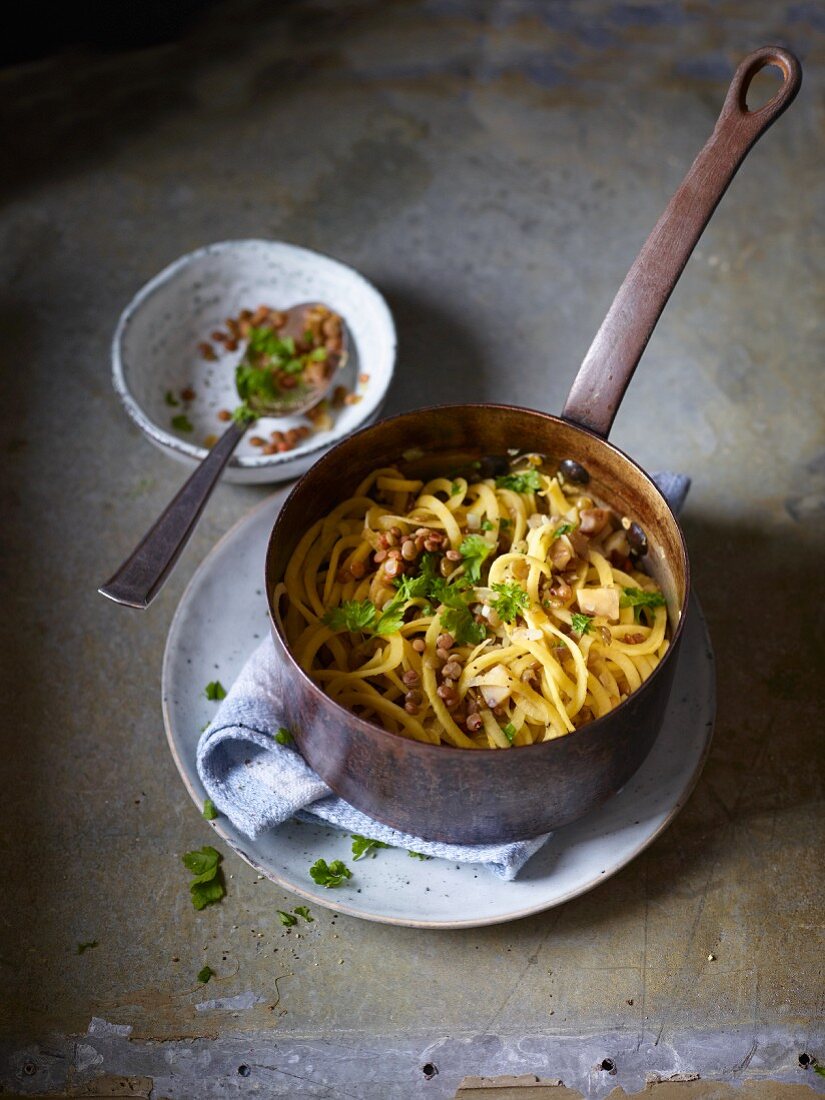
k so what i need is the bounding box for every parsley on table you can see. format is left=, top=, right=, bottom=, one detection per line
left=76, top=940, right=98, bottom=954
left=182, top=845, right=226, bottom=910
left=164, top=390, right=180, bottom=407
left=459, top=534, right=493, bottom=584
left=277, top=910, right=298, bottom=926
left=490, top=581, right=529, bottom=623
left=495, top=469, right=542, bottom=493
left=814, top=1064, right=825, bottom=1078
left=171, top=414, right=193, bottom=432
left=197, top=965, right=215, bottom=983
left=205, top=681, right=227, bottom=701
left=274, top=727, right=293, bottom=745
left=202, top=798, right=219, bottom=820
left=408, top=850, right=431, bottom=860
left=553, top=522, right=574, bottom=539
left=293, top=906, right=314, bottom=922
left=309, top=858, right=352, bottom=888
left=501, top=722, right=517, bottom=744
left=571, top=613, right=593, bottom=636
left=351, top=834, right=391, bottom=860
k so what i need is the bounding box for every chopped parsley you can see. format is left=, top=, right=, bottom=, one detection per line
left=309, top=858, right=352, bottom=888
left=182, top=845, right=226, bottom=910
left=171, top=414, right=194, bottom=432
left=480, top=518, right=495, bottom=531
left=274, top=727, right=293, bottom=746
left=164, top=390, right=180, bottom=407
left=323, top=595, right=409, bottom=637
left=205, top=681, right=227, bottom=701
left=620, top=587, right=666, bottom=610
left=408, top=850, right=431, bottom=860
left=76, top=940, right=98, bottom=955
left=501, top=722, right=517, bottom=744
left=553, top=522, right=574, bottom=539
left=277, top=910, right=298, bottom=926
left=232, top=403, right=258, bottom=424
left=495, top=469, right=542, bottom=493
left=570, top=613, right=593, bottom=636
left=500, top=518, right=512, bottom=529
left=293, top=906, right=314, bottom=922
left=490, top=581, right=529, bottom=623
left=202, top=798, right=219, bottom=820
left=459, top=534, right=494, bottom=584
left=197, top=965, right=215, bottom=983
left=814, top=1064, right=825, bottom=1078
left=351, top=834, right=391, bottom=860
left=451, top=481, right=462, bottom=495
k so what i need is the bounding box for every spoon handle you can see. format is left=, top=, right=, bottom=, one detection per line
left=99, top=420, right=248, bottom=609
left=562, top=46, right=801, bottom=439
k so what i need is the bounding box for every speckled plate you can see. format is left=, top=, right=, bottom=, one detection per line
left=113, top=240, right=396, bottom=484
left=162, top=493, right=715, bottom=928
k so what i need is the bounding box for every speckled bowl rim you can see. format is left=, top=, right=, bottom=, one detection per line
left=111, top=239, right=397, bottom=469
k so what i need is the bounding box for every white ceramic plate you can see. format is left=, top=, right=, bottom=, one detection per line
left=162, top=492, right=715, bottom=928
left=113, top=240, right=396, bottom=484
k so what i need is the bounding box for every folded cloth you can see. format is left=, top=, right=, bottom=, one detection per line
left=197, top=472, right=689, bottom=881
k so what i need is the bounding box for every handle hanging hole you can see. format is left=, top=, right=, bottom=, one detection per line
left=745, top=62, right=785, bottom=111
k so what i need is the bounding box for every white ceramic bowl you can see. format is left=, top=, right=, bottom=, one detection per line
left=112, top=240, right=396, bottom=484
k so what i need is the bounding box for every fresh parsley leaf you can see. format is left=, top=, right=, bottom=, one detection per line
left=205, top=681, right=227, bottom=701
left=164, top=390, right=180, bottom=407
left=490, top=581, right=529, bottom=623
left=451, top=481, right=462, bottom=495
left=571, top=613, right=593, bottom=635
left=235, top=361, right=277, bottom=406
left=351, top=834, right=391, bottom=860
left=182, top=846, right=221, bottom=876
left=502, top=722, right=517, bottom=744
left=480, top=518, right=494, bottom=531
left=440, top=603, right=486, bottom=646
left=373, top=598, right=408, bottom=636
left=232, top=403, right=257, bottom=424
left=310, top=346, right=328, bottom=361
left=408, top=850, right=431, bottom=860
left=500, top=518, right=512, bottom=529
left=309, top=858, right=352, bottom=888
left=202, top=798, right=219, bottom=820
left=277, top=910, right=298, bottom=926
left=459, top=534, right=493, bottom=584
left=183, top=846, right=226, bottom=910
left=197, top=965, right=215, bottom=983
left=293, top=906, right=314, bottom=922
left=393, top=571, right=430, bottom=602
left=191, top=877, right=226, bottom=910
left=274, top=727, right=293, bottom=745
left=171, top=414, right=194, bottom=432
left=620, top=587, right=666, bottom=610
left=495, top=469, right=542, bottom=493
left=553, top=522, right=574, bottom=539
left=76, top=940, right=98, bottom=954
left=324, top=599, right=378, bottom=633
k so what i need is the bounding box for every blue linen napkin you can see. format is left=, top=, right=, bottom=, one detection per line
left=197, top=472, right=689, bottom=880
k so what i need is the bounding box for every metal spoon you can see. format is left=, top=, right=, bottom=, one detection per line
left=99, top=302, right=348, bottom=609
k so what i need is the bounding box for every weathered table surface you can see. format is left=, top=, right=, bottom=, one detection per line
left=1, top=1, right=822, bottom=1096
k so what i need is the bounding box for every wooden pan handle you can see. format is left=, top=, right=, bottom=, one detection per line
left=561, top=46, right=802, bottom=439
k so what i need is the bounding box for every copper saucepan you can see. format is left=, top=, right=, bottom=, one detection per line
left=265, top=48, right=801, bottom=844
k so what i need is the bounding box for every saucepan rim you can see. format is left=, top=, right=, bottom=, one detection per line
left=264, top=401, right=691, bottom=756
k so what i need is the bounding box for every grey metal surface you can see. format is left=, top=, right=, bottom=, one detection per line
left=1, top=0, right=822, bottom=1096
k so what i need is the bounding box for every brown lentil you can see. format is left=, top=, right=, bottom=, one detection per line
left=412, top=639, right=426, bottom=653
left=466, top=713, right=484, bottom=733
left=384, top=558, right=403, bottom=578
left=436, top=633, right=454, bottom=650
left=197, top=342, right=216, bottom=361
left=402, top=669, right=420, bottom=687
left=349, top=560, right=367, bottom=580
left=445, top=549, right=463, bottom=561
left=401, top=540, right=418, bottom=561
left=249, top=436, right=267, bottom=447
left=373, top=549, right=388, bottom=564
left=442, top=660, right=462, bottom=681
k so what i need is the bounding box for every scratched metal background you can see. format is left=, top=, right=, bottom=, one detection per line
left=0, top=1, right=823, bottom=1097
